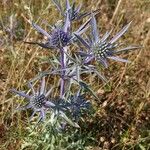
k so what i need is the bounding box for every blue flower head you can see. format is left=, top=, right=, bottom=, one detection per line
left=10, top=77, right=54, bottom=122
left=52, top=0, right=99, bottom=21
left=75, top=13, right=140, bottom=68
left=67, top=91, right=91, bottom=121
left=28, top=17, right=71, bottom=49
left=25, top=3, right=92, bottom=50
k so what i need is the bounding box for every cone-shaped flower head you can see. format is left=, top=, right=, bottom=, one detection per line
left=75, top=13, right=140, bottom=68
left=50, top=28, right=70, bottom=49
left=52, top=0, right=99, bottom=21
left=25, top=1, right=91, bottom=50
left=10, top=77, right=54, bottom=122
left=67, top=91, right=91, bottom=121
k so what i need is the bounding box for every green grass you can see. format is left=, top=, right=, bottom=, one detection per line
left=0, top=0, right=150, bottom=149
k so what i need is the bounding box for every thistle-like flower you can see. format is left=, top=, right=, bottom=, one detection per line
left=52, top=0, right=99, bottom=21
left=25, top=20, right=71, bottom=49
left=25, top=1, right=91, bottom=50
left=10, top=77, right=54, bottom=122
left=75, top=13, right=140, bottom=68
left=67, top=91, right=91, bottom=121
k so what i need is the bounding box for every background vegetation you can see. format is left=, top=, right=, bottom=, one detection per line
left=0, top=0, right=149, bottom=149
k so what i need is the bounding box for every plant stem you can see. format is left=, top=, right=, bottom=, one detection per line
left=60, top=47, right=67, bottom=97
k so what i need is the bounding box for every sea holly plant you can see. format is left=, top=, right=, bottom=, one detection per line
left=10, top=0, right=140, bottom=129
left=74, top=13, right=140, bottom=68
left=10, top=77, right=54, bottom=123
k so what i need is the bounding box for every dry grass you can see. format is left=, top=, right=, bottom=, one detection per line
left=0, top=0, right=150, bottom=149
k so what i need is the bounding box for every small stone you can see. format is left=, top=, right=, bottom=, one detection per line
left=146, top=18, right=150, bottom=23
left=100, top=136, right=105, bottom=142
left=97, top=89, right=105, bottom=95
left=111, top=138, right=116, bottom=144
left=102, top=101, right=108, bottom=107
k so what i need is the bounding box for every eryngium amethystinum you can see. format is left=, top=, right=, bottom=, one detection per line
left=25, top=1, right=92, bottom=50
left=10, top=77, right=54, bottom=122
left=25, top=21, right=71, bottom=49
left=75, top=13, right=140, bottom=68
left=66, top=92, right=91, bottom=121
left=50, top=29, right=70, bottom=48
left=52, top=0, right=99, bottom=21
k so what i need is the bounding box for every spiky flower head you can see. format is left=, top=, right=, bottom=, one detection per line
left=10, top=77, right=54, bottom=122
left=27, top=18, right=71, bottom=49
left=50, top=28, right=70, bottom=49
left=52, top=0, right=99, bottom=21
left=25, top=7, right=91, bottom=50
left=67, top=91, right=91, bottom=121
left=75, top=13, right=140, bottom=68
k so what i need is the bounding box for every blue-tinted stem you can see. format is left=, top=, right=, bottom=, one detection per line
left=84, top=55, right=94, bottom=64
left=60, top=47, right=66, bottom=97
